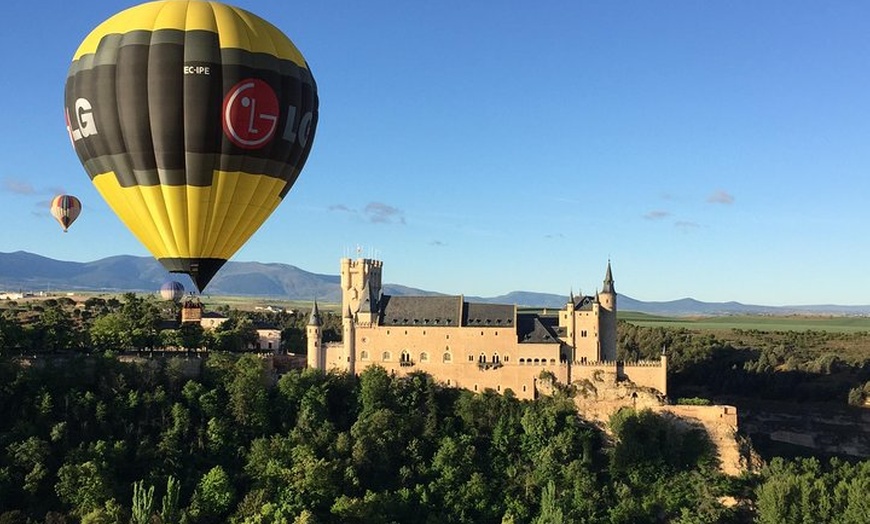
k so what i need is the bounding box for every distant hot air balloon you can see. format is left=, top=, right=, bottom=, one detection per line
left=50, top=194, right=82, bottom=232
left=160, top=280, right=185, bottom=302
left=64, top=0, right=318, bottom=291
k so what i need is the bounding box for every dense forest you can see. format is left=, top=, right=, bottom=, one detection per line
left=2, top=295, right=870, bottom=522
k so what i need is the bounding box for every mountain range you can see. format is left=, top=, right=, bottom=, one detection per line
left=1, top=251, right=868, bottom=317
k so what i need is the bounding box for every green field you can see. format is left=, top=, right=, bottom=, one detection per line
left=619, top=310, right=870, bottom=333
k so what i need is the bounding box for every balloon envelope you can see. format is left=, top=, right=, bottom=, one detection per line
left=50, top=194, right=82, bottom=232
left=160, top=280, right=185, bottom=301
left=65, top=0, right=318, bottom=290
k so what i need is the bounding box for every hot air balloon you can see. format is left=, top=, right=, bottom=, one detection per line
left=160, top=280, right=185, bottom=302
left=64, top=0, right=318, bottom=291
left=50, top=194, right=82, bottom=232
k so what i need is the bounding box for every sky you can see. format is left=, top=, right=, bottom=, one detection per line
left=1, top=1, right=869, bottom=306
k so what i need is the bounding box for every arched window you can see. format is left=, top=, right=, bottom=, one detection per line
left=360, top=350, right=369, bottom=361
left=492, top=353, right=500, bottom=363
left=400, top=350, right=411, bottom=363
left=478, top=353, right=486, bottom=363
left=382, top=351, right=391, bottom=361
left=443, top=352, right=452, bottom=363
left=420, top=352, right=429, bottom=362
left=533, top=358, right=540, bottom=364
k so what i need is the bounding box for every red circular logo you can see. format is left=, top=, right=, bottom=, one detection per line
left=222, top=79, right=280, bottom=149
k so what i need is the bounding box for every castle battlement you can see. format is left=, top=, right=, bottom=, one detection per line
left=573, top=360, right=619, bottom=367
left=623, top=360, right=664, bottom=368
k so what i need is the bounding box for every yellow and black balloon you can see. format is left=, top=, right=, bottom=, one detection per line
left=64, top=0, right=318, bottom=291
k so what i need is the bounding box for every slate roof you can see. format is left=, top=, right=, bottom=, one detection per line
left=464, top=302, right=515, bottom=327
left=378, top=296, right=516, bottom=328
left=573, top=295, right=597, bottom=311
left=517, top=313, right=562, bottom=344
left=379, top=295, right=463, bottom=326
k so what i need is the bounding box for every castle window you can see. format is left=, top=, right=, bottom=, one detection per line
left=497, top=385, right=501, bottom=392
left=474, top=384, right=478, bottom=392
left=492, top=353, right=500, bottom=363
left=382, top=351, right=392, bottom=361
left=504, top=355, right=510, bottom=362
left=447, top=379, right=451, bottom=386
left=533, top=358, right=540, bottom=364
left=468, top=355, right=474, bottom=362
left=420, top=352, right=429, bottom=362
left=581, top=330, right=587, bottom=337
left=443, top=352, right=452, bottom=363
left=519, top=358, right=525, bottom=364
left=495, top=331, right=498, bottom=336
left=404, top=330, right=408, bottom=335
left=550, top=359, right=556, bottom=364
left=481, top=331, right=484, bottom=336
left=446, top=334, right=450, bottom=340
left=361, top=350, right=369, bottom=360
left=423, top=330, right=426, bottom=335
left=479, top=353, right=486, bottom=363
left=401, top=350, right=411, bottom=363
left=386, top=330, right=390, bottom=335
left=523, top=385, right=527, bottom=392
left=362, top=337, right=368, bottom=343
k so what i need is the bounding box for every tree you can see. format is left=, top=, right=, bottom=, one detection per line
left=533, top=481, right=565, bottom=524
left=160, top=475, right=181, bottom=524
left=227, top=355, right=269, bottom=435
left=0, top=313, right=24, bottom=355
left=55, top=461, right=111, bottom=517
left=31, top=304, right=80, bottom=352
left=130, top=480, right=155, bottom=524
left=188, top=466, right=235, bottom=522
left=89, top=313, right=132, bottom=352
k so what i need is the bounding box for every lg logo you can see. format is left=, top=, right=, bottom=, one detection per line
left=65, top=98, right=98, bottom=144
left=222, top=78, right=313, bottom=150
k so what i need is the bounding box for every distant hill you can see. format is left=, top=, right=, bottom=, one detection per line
left=1, top=251, right=869, bottom=316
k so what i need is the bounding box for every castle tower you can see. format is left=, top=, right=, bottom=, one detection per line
left=562, top=290, right=577, bottom=361
left=597, top=261, right=617, bottom=361
left=306, top=301, right=323, bottom=370
left=343, top=305, right=356, bottom=374
left=340, top=257, right=383, bottom=317
left=180, top=296, right=203, bottom=323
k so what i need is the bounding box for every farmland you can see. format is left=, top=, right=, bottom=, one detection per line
left=619, top=310, right=870, bottom=333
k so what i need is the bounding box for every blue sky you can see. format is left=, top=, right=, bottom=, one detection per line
left=1, top=1, right=869, bottom=306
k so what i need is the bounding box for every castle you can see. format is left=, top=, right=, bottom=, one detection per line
left=306, top=257, right=667, bottom=400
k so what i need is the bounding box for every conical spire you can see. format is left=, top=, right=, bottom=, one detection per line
left=307, top=300, right=321, bottom=326
left=602, top=260, right=615, bottom=294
